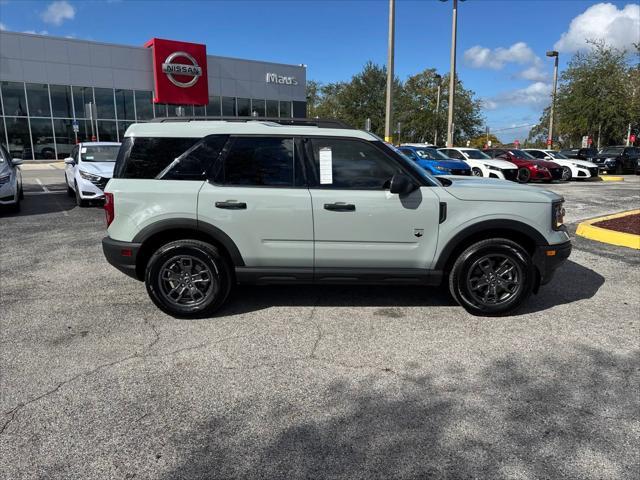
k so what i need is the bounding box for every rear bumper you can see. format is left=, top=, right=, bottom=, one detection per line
left=102, top=236, right=141, bottom=280
left=532, top=240, right=572, bottom=286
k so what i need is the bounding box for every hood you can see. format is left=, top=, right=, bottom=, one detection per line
left=418, top=159, right=469, bottom=170
left=568, top=159, right=598, bottom=168
left=478, top=158, right=518, bottom=170
left=594, top=154, right=619, bottom=160
left=440, top=176, right=562, bottom=203
left=78, top=161, right=115, bottom=177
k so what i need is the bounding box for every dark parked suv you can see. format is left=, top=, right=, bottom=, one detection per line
left=591, top=146, right=639, bottom=174
left=559, top=148, right=599, bottom=162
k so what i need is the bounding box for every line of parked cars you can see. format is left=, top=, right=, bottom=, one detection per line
left=396, top=143, right=640, bottom=183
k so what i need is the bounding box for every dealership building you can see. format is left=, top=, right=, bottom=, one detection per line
left=0, top=30, right=307, bottom=160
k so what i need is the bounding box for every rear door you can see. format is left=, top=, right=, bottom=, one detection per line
left=305, top=137, right=441, bottom=271
left=197, top=136, right=313, bottom=268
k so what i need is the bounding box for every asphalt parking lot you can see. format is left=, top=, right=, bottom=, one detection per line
left=1, top=168, right=639, bottom=479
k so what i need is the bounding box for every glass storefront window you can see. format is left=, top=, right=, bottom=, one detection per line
left=194, top=105, right=206, bottom=117
left=237, top=98, right=250, bottom=117
left=118, top=121, right=132, bottom=140
left=293, top=101, right=307, bottom=118
left=0, top=119, right=6, bottom=149
left=25, top=83, right=51, bottom=117
left=52, top=119, right=76, bottom=158
left=5, top=117, right=30, bottom=159
left=221, top=97, right=236, bottom=116
left=73, top=86, right=94, bottom=119
left=279, top=101, right=292, bottom=118
left=208, top=96, right=221, bottom=116
left=30, top=118, right=55, bottom=160
left=97, top=120, right=118, bottom=142
left=115, top=89, right=135, bottom=121
left=76, top=118, right=96, bottom=143
left=94, top=88, right=115, bottom=119
left=170, top=104, right=193, bottom=117
left=50, top=85, right=73, bottom=118
left=135, top=91, right=154, bottom=120
left=154, top=103, right=168, bottom=118
left=251, top=99, right=266, bottom=117
left=266, top=100, right=279, bottom=118
left=1, top=82, right=28, bottom=117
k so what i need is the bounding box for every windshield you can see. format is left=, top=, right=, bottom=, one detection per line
left=81, top=145, right=121, bottom=162
left=384, top=143, right=438, bottom=185
left=600, top=147, right=624, bottom=155
left=462, top=149, right=490, bottom=159
left=414, top=148, right=449, bottom=160
left=510, top=149, right=535, bottom=159
left=548, top=150, right=568, bottom=159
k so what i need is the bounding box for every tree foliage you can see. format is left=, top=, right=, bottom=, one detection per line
left=307, top=62, right=484, bottom=144
left=528, top=42, right=639, bottom=148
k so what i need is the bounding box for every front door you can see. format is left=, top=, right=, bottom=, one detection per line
left=197, top=136, right=313, bottom=268
left=306, top=137, right=441, bottom=270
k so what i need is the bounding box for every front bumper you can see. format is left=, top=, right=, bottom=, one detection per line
left=102, top=237, right=142, bottom=280
left=0, top=181, right=18, bottom=205
left=77, top=175, right=110, bottom=199
left=532, top=240, right=572, bottom=286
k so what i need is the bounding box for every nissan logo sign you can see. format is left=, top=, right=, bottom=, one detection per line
left=162, top=51, right=203, bottom=88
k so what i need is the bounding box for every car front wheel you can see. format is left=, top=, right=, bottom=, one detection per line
left=449, top=238, right=535, bottom=316
left=74, top=182, right=88, bottom=207
left=561, top=166, right=572, bottom=181
left=517, top=168, right=531, bottom=183
left=471, top=167, right=483, bottom=177
left=145, top=239, right=233, bottom=318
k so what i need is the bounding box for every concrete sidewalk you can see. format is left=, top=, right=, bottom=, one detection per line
left=19, top=162, right=65, bottom=171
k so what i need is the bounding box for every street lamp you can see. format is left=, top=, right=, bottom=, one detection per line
left=546, top=50, right=559, bottom=148
left=433, top=74, right=442, bottom=145
left=441, top=0, right=465, bottom=147
left=384, top=0, right=396, bottom=143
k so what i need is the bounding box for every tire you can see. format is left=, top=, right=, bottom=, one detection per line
left=19, top=186, right=24, bottom=200
left=471, top=167, right=483, bottom=177
left=561, top=166, right=572, bottom=181
left=145, top=239, right=233, bottom=318
left=517, top=168, right=531, bottom=183
left=449, top=238, right=535, bottom=316
left=74, top=182, right=88, bottom=207
left=67, top=182, right=74, bottom=197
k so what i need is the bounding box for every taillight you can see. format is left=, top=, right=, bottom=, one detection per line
left=104, top=192, right=115, bottom=227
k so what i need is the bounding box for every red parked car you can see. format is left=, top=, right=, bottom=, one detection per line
left=484, top=148, right=564, bottom=183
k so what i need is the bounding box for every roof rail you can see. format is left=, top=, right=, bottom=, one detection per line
left=148, top=116, right=354, bottom=129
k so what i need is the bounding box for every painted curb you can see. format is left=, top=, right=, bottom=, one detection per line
left=600, top=175, right=624, bottom=182
left=576, top=210, right=640, bottom=250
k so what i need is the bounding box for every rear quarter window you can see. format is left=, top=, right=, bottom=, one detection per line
left=114, top=137, right=203, bottom=179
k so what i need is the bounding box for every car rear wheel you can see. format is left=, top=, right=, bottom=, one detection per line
left=471, top=167, right=483, bottom=177
left=449, top=238, right=535, bottom=316
left=517, top=168, right=531, bottom=183
left=561, top=166, right=572, bottom=181
left=145, top=239, right=233, bottom=318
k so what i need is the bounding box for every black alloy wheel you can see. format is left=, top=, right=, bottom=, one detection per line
left=472, top=167, right=483, bottom=177
left=561, top=166, right=572, bottom=181
left=517, top=168, right=531, bottom=183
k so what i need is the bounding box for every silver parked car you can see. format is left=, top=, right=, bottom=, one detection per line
left=0, top=144, right=23, bottom=212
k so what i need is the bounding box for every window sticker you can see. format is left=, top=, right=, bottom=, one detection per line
left=81, top=147, right=87, bottom=153
left=319, top=147, right=333, bottom=184
left=85, top=156, right=94, bottom=160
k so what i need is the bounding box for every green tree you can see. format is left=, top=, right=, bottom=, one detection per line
left=468, top=133, right=500, bottom=149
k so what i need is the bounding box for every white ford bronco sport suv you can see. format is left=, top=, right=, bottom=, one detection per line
left=102, top=118, right=571, bottom=318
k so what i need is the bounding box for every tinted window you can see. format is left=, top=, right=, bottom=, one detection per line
left=527, top=150, right=545, bottom=159
left=81, top=145, right=121, bottom=162
left=415, top=148, right=448, bottom=160
left=309, top=138, right=402, bottom=189
left=462, top=149, right=491, bottom=159
left=160, top=135, right=228, bottom=181
left=222, top=137, right=295, bottom=187
left=399, top=148, right=417, bottom=160
left=600, top=147, right=624, bottom=155
left=114, top=137, right=200, bottom=179
left=442, top=149, right=463, bottom=160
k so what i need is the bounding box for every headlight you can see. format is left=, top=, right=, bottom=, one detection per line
left=0, top=174, right=10, bottom=187
left=79, top=170, right=101, bottom=182
left=484, top=164, right=500, bottom=171
left=434, top=165, right=451, bottom=172
left=552, top=201, right=566, bottom=231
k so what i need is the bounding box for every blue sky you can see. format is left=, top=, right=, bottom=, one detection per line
left=1, top=0, right=639, bottom=142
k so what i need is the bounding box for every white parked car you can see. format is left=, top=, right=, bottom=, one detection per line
left=64, top=142, right=121, bottom=207
left=523, top=149, right=599, bottom=180
left=0, top=144, right=23, bottom=212
left=438, top=147, right=518, bottom=181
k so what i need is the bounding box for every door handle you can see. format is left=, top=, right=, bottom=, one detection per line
left=324, top=202, right=355, bottom=212
left=215, top=201, right=247, bottom=210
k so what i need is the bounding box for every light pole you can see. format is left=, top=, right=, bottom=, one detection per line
left=546, top=50, right=559, bottom=148
left=441, top=0, right=463, bottom=147
left=433, top=74, right=442, bottom=145
left=384, top=0, right=395, bottom=143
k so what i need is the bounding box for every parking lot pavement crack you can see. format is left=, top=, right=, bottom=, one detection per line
left=142, top=318, right=161, bottom=353
left=307, top=294, right=324, bottom=360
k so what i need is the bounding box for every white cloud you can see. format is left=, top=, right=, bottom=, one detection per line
left=555, top=3, right=640, bottom=52
left=464, top=42, right=539, bottom=70
left=483, top=82, right=552, bottom=111
left=517, top=65, right=549, bottom=82
left=40, top=1, right=76, bottom=26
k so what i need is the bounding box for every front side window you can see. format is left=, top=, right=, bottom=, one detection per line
left=527, top=150, right=545, bottom=159
left=441, top=149, right=463, bottom=160
left=114, top=137, right=200, bottom=179
left=309, top=138, right=402, bottom=190
left=463, top=149, right=491, bottom=159
left=220, top=137, right=295, bottom=187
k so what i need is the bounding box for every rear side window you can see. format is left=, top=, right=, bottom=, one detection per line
left=114, top=137, right=200, bottom=179
left=219, top=137, right=296, bottom=187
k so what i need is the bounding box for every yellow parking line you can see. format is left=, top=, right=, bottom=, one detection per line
left=576, top=210, right=640, bottom=250
left=600, top=175, right=624, bottom=182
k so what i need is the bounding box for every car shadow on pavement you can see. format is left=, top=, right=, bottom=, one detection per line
left=159, top=345, right=639, bottom=480
left=219, top=259, right=603, bottom=317
left=0, top=193, right=76, bottom=217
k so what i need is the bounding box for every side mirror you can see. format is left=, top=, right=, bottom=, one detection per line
left=64, top=157, right=75, bottom=165
left=11, top=158, right=23, bottom=166
left=389, top=173, right=417, bottom=195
